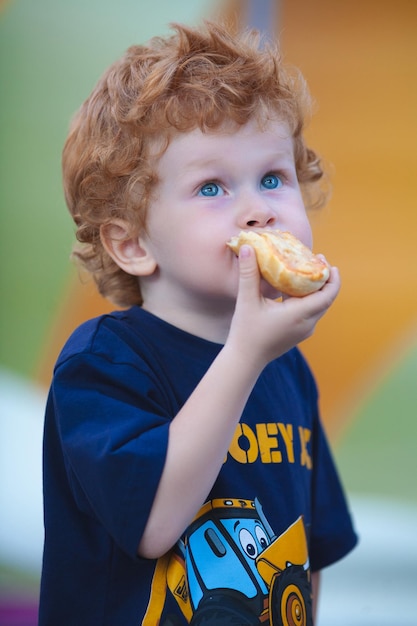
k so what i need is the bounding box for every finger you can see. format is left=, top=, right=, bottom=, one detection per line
left=282, top=265, right=339, bottom=320
left=236, top=245, right=261, bottom=302
left=298, top=265, right=341, bottom=316
left=323, top=265, right=341, bottom=295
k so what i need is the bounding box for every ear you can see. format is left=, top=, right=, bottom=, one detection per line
left=100, top=220, right=157, bottom=277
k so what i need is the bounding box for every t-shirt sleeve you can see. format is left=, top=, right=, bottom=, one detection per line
left=50, top=348, right=171, bottom=559
left=309, top=410, right=358, bottom=571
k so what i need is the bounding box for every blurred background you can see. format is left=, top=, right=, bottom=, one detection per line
left=1, top=0, right=416, bottom=624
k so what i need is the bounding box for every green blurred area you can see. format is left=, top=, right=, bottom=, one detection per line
left=0, top=0, right=211, bottom=378
left=0, top=562, right=39, bottom=597
left=335, top=337, right=417, bottom=505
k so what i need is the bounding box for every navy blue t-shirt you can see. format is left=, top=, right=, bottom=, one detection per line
left=39, top=306, right=357, bottom=625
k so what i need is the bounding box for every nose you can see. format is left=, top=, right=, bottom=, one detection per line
left=237, top=194, right=276, bottom=229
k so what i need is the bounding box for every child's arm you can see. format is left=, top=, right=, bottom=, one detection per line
left=138, top=245, right=340, bottom=559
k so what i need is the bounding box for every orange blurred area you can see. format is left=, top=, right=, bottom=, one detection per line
left=278, top=0, right=417, bottom=437
left=36, top=0, right=417, bottom=439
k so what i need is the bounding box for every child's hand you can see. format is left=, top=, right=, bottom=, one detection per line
left=227, top=244, right=340, bottom=370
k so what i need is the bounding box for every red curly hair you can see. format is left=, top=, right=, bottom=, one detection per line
left=63, top=20, right=327, bottom=307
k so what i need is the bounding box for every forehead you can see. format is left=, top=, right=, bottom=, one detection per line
left=151, top=117, right=294, bottom=169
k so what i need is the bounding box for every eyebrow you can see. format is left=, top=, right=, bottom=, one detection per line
left=181, top=156, right=221, bottom=172
left=183, top=150, right=295, bottom=175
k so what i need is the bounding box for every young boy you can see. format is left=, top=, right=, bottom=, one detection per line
left=39, top=21, right=357, bottom=626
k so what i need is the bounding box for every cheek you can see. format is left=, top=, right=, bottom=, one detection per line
left=169, top=236, right=220, bottom=272
left=303, top=228, right=313, bottom=251
left=290, top=218, right=313, bottom=250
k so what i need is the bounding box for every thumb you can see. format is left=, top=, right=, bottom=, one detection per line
left=236, top=245, right=261, bottom=300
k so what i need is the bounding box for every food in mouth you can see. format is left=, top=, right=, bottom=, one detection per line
left=227, top=229, right=330, bottom=296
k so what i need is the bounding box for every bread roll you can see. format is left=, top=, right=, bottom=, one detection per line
left=227, top=229, right=330, bottom=296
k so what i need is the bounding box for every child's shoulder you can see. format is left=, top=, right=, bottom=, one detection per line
left=55, top=307, right=144, bottom=367
left=54, top=305, right=185, bottom=371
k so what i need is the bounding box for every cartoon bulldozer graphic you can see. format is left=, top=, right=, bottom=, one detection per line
left=143, top=498, right=312, bottom=625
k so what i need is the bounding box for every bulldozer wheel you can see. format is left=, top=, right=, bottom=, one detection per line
left=190, top=593, right=259, bottom=626
left=269, top=566, right=312, bottom=626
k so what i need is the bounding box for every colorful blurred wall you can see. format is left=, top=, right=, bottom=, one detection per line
left=1, top=0, right=416, bottom=624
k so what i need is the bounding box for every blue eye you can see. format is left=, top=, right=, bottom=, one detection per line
left=199, top=182, right=221, bottom=197
left=261, top=174, right=283, bottom=190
